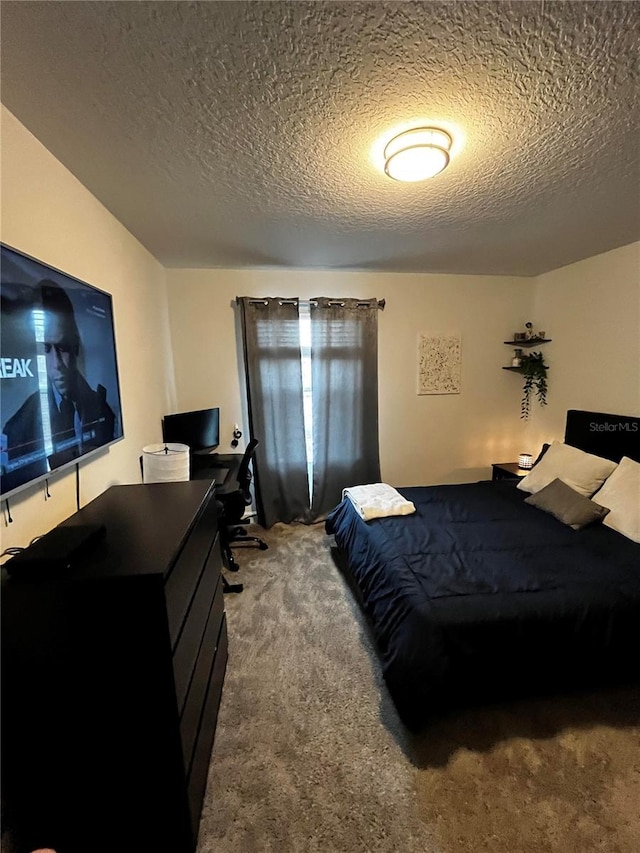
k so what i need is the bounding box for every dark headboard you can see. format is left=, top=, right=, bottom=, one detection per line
left=564, top=410, right=640, bottom=463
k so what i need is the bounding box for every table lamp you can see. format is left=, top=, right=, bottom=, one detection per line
left=142, top=443, right=190, bottom=483
left=518, top=453, right=533, bottom=470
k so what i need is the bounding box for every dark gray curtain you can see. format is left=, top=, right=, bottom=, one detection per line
left=309, top=298, right=381, bottom=520
left=238, top=298, right=310, bottom=528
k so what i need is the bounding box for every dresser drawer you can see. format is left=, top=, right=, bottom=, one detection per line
left=180, top=590, right=226, bottom=774
left=165, top=496, right=218, bottom=647
left=173, top=537, right=222, bottom=714
left=186, top=615, right=228, bottom=837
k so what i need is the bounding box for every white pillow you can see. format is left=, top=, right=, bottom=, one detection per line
left=517, top=440, right=617, bottom=497
left=592, top=456, right=640, bottom=543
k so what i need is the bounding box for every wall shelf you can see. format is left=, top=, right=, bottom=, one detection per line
left=502, top=365, right=551, bottom=372
left=503, top=339, right=552, bottom=347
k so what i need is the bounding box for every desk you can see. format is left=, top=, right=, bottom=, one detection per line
left=191, top=452, right=243, bottom=493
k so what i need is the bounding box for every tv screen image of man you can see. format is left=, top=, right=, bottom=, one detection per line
left=2, top=279, right=116, bottom=477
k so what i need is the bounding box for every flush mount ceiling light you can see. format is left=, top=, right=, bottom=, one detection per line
left=384, top=127, right=453, bottom=182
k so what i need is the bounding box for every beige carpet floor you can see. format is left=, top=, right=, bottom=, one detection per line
left=197, top=522, right=640, bottom=853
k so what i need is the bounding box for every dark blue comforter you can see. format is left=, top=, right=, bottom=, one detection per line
left=325, top=481, right=640, bottom=727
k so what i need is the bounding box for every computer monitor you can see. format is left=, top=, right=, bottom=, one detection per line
left=162, top=407, right=220, bottom=454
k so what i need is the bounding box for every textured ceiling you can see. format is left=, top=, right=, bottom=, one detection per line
left=1, top=1, right=639, bottom=276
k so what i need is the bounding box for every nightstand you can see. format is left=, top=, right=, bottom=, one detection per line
left=492, top=462, right=527, bottom=481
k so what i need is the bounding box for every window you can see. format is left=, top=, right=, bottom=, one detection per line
left=238, top=296, right=382, bottom=526
left=299, top=301, right=314, bottom=501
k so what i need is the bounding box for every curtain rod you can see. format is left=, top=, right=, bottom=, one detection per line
left=237, top=297, right=385, bottom=310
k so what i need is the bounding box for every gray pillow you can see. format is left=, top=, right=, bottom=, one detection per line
left=524, top=478, right=610, bottom=530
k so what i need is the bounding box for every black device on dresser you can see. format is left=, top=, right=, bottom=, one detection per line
left=1, top=480, right=227, bottom=853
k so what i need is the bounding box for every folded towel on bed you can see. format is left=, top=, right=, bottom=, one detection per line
left=342, top=483, right=416, bottom=521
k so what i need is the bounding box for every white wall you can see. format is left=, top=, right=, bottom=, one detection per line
left=4, top=102, right=635, bottom=547
left=526, top=242, right=640, bottom=449
left=166, top=268, right=534, bottom=487
left=1, top=106, right=176, bottom=551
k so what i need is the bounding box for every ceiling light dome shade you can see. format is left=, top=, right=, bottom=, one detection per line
left=384, top=127, right=453, bottom=182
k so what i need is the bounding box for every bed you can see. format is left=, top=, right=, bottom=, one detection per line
left=325, top=410, right=640, bottom=729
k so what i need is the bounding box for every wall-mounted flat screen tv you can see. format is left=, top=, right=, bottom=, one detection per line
left=1, top=244, right=124, bottom=500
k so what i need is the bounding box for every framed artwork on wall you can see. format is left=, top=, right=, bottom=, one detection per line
left=417, top=333, right=461, bottom=395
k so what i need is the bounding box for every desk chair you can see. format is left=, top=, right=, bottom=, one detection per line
left=217, top=438, right=268, bottom=574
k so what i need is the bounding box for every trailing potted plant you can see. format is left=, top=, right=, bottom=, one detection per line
left=520, top=351, right=549, bottom=419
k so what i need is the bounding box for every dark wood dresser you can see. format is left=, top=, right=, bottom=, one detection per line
left=1, top=480, right=227, bottom=853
